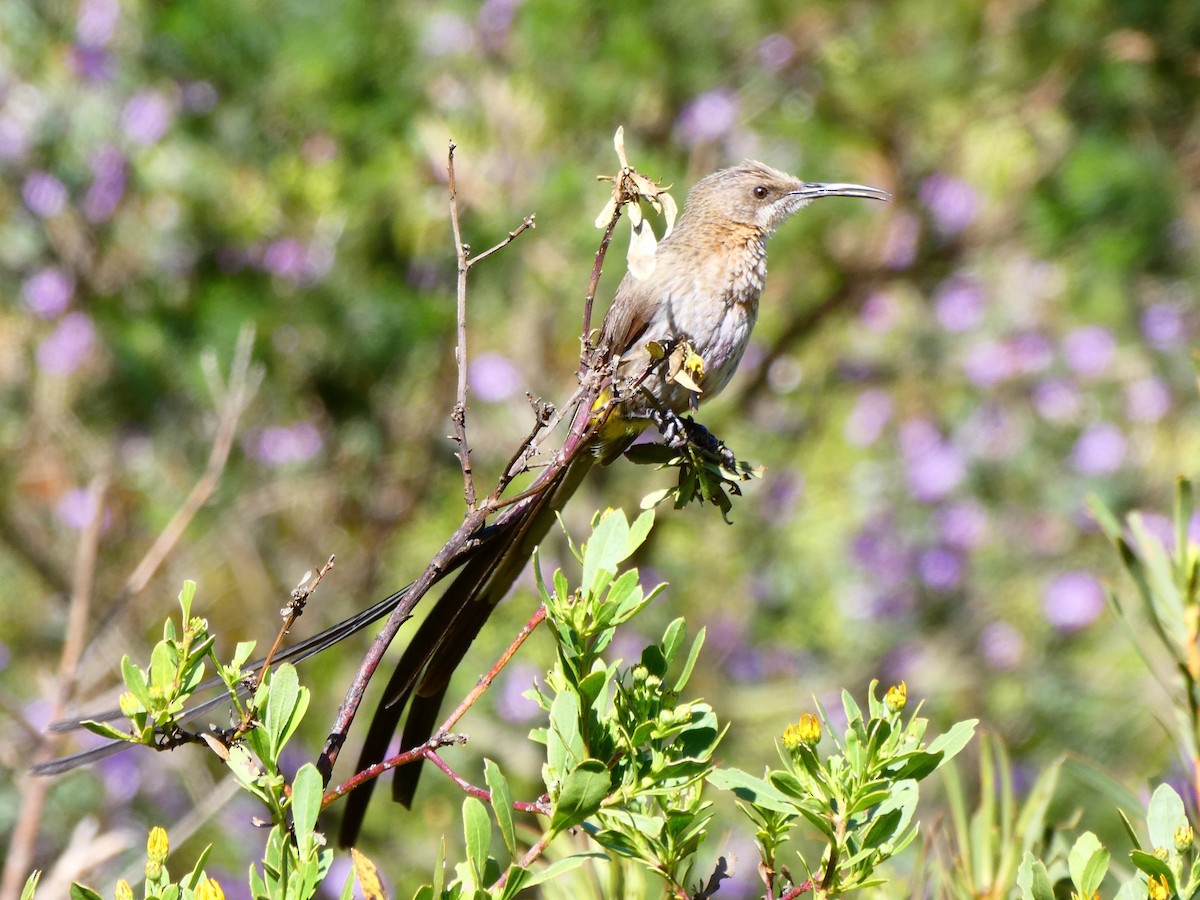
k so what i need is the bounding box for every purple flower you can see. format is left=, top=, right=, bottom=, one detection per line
left=1062, top=325, right=1116, bottom=379
left=881, top=212, right=920, bottom=270
left=936, top=501, right=989, bottom=550
left=958, top=402, right=1028, bottom=460
left=979, top=622, right=1024, bottom=670
left=84, top=145, right=126, bottom=222
left=676, top=88, right=740, bottom=146
left=760, top=470, right=804, bottom=525
left=1071, top=422, right=1126, bottom=476
left=1141, top=303, right=1186, bottom=349
left=918, top=173, right=979, bottom=234
left=1042, top=571, right=1105, bottom=632
left=845, top=388, right=893, bottom=447
left=0, top=114, right=30, bottom=162
left=71, top=46, right=113, bottom=82
left=122, top=91, right=173, bottom=146
left=56, top=488, right=109, bottom=531
left=757, top=34, right=795, bottom=69
left=262, top=238, right=308, bottom=279
left=23, top=170, right=68, bottom=218
left=859, top=289, right=901, bottom=332
left=899, top=419, right=965, bottom=502
left=22, top=268, right=74, bottom=317
left=1031, top=378, right=1082, bottom=423
left=962, top=339, right=1014, bottom=388
left=934, top=276, right=986, bottom=332
left=468, top=352, right=522, bottom=402
left=917, top=547, right=962, bottom=591
left=1009, top=332, right=1054, bottom=375
left=1124, top=376, right=1172, bottom=423
left=421, top=12, right=477, bottom=57
left=477, top=0, right=521, bottom=49
left=250, top=422, right=323, bottom=467
left=76, top=0, right=120, bottom=46
left=850, top=514, right=910, bottom=584
left=37, top=313, right=95, bottom=374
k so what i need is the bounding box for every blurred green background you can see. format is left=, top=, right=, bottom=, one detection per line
left=2, top=0, right=1199, bottom=895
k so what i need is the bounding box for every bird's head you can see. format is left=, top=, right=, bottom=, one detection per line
left=684, top=160, right=890, bottom=236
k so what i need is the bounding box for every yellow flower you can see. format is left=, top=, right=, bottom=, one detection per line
left=145, top=825, right=169, bottom=879
left=885, top=681, right=907, bottom=714
left=114, top=880, right=134, bottom=900
left=1175, top=823, right=1194, bottom=852
left=195, top=876, right=226, bottom=900
left=782, top=713, right=821, bottom=750
left=1148, top=873, right=1171, bottom=900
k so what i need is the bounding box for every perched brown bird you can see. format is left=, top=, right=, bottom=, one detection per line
left=34, top=162, right=888, bottom=846
left=338, top=162, right=888, bottom=843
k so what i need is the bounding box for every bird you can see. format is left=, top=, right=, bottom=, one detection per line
left=33, top=161, right=888, bottom=845
left=336, top=161, right=889, bottom=844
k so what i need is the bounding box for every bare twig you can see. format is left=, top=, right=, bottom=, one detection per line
left=422, top=752, right=549, bottom=814
left=467, top=215, right=536, bottom=269
left=1, top=473, right=108, bottom=900
left=446, top=140, right=478, bottom=511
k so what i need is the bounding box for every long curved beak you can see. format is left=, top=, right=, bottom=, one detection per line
left=791, top=182, right=891, bottom=202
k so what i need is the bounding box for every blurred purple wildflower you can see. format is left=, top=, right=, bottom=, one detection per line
left=71, top=46, right=114, bottom=82
left=122, top=91, right=173, bottom=146
left=96, top=749, right=141, bottom=803
left=1124, top=376, right=1172, bottom=423
left=493, top=663, right=542, bottom=724
left=760, top=470, right=804, bottom=525
left=468, top=352, right=522, bottom=402
left=979, top=622, right=1024, bottom=670
left=676, top=88, right=740, bottom=146
left=319, top=857, right=355, bottom=900
left=422, top=12, right=477, bottom=57
left=881, top=211, right=920, bottom=270
left=845, top=388, right=893, bottom=447
left=37, top=313, right=96, bottom=374
left=262, top=238, right=308, bottom=279
left=1031, top=378, right=1082, bottom=423
left=1009, top=332, right=1054, bottom=375
left=859, top=289, right=901, bottom=332
left=917, top=547, right=962, bottom=591
left=936, top=501, right=990, bottom=551
left=934, top=276, right=986, bottom=332
left=23, top=170, right=68, bottom=218
left=84, top=145, right=126, bottom=222
left=962, top=339, right=1015, bottom=388
left=22, top=267, right=74, bottom=317
left=76, top=0, right=120, bottom=46
left=904, top=438, right=966, bottom=503
left=1062, top=325, right=1116, bottom=379
left=757, top=34, right=795, bottom=69
left=477, top=0, right=522, bottom=50
left=1141, top=303, right=1186, bottom=349
left=919, top=173, right=978, bottom=234
left=251, top=422, right=323, bottom=467
left=1042, top=571, right=1105, bottom=632
left=850, top=514, right=910, bottom=584
left=1071, top=422, right=1126, bottom=476
left=1133, top=512, right=1174, bottom=550
left=0, top=114, right=30, bottom=162
left=959, top=402, right=1028, bottom=460
left=56, top=488, right=110, bottom=530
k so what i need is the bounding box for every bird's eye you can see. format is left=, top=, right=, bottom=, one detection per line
left=752, top=185, right=770, bottom=200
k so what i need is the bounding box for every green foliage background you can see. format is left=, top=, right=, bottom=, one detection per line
left=2, top=0, right=1199, bottom=895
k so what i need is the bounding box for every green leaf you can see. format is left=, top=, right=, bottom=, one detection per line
left=463, top=796, right=491, bottom=886
left=120, top=655, right=151, bottom=709
left=672, top=627, right=705, bottom=693
left=263, top=664, right=308, bottom=757
left=80, top=720, right=135, bottom=742
left=291, top=764, right=323, bottom=857
left=1147, top=783, right=1188, bottom=852
left=68, top=886, right=104, bottom=900
left=708, top=767, right=796, bottom=815
left=926, top=719, right=978, bottom=765
left=582, top=509, right=631, bottom=597
left=1130, top=849, right=1175, bottom=894
left=178, top=579, right=196, bottom=621
left=1016, top=852, right=1056, bottom=900
left=20, top=872, right=40, bottom=900
left=551, top=759, right=611, bottom=833
left=1067, top=832, right=1107, bottom=895
left=484, top=759, right=517, bottom=858
left=498, top=865, right=532, bottom=900
left=519, top=853, right=608, bottom=891
left=660, top=618, right=686, bottom=668
left=546, top=689, right=583, bottom=785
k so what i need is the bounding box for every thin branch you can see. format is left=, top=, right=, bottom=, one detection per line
left=1, top=473, right=108, bottom=900
left=446, top=140, right=478, bottom=511
left=467, top=215, right=536, bottom=268
left=492, top=829, right=556, bottom=893
left=580, top=180, right=628, bottom=354
left=422, top=752, right=548, bottom=814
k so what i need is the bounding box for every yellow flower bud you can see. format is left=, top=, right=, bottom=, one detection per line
left=782, top=713, right=821, bottom=750
left=145, top=825, right=169, bottom=879
left=114, top=879, right=134, bottom=900
left=1148, top=873, right=1171, bottom=900
left=885, top=681, right=907, bottom=714
left=195, top=876, right=226, bottom=900
left=1176, top=823, right=1194, bottom=852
